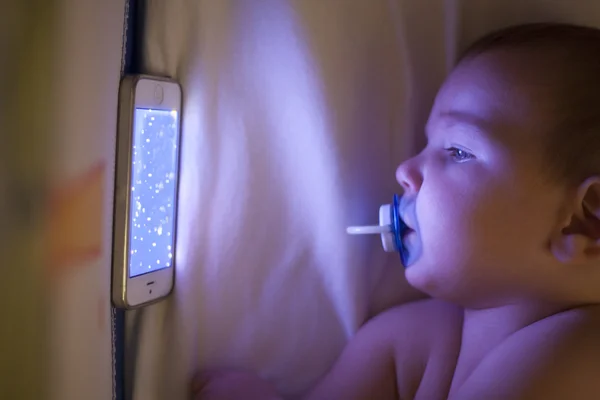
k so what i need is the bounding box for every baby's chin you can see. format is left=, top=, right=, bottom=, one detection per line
left=399, top=230, right=457, bottom=297
left=404, top=260, right=492, bottom=307
left=403, top=258, right=459, bottom=299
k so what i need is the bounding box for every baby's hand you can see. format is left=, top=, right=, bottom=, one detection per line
left=191, top=369, right=283, bottom=400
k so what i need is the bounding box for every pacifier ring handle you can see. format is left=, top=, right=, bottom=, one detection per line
left=346, top=225, right=391, bottom=235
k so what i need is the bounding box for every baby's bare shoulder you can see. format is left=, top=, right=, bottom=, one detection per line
left=373, top=298, right=463, bottom=332
left=368, top=298, right=463, bottom=353
left=371, top=299, right=464, bottom=399
left=302, top=299, right=462, bottom=400
left=454, top=305, right=600, bottom=400
left=530, top=303, right=600, bottom=336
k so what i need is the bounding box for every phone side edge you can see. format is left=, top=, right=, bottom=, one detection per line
left=111, top=75, right=138, bottom=309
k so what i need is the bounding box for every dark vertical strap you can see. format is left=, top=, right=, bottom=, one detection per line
left=111, top=3, right=129, bottom=398
left=112, top=1, right=143, bottom=399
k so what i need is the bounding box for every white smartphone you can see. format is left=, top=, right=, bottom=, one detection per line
left=111, top=75, right=182, bottom=309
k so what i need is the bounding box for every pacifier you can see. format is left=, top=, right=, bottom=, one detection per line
left=346, top=194, right=410, bottom=267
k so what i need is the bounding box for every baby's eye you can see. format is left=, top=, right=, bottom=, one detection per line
left=445, top=147, right=475, bottom=162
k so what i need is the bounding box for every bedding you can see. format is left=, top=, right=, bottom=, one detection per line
left=127, top=1, right=600, bottom=399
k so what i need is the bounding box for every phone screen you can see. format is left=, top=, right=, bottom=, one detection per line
left=128, top=107, right=179, bottom=278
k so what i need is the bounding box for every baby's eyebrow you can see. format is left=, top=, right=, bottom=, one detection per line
left=439, top=110, right=493, bottom=133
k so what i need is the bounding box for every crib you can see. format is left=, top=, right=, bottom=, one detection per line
left=5, top=1, right=600, bottom=399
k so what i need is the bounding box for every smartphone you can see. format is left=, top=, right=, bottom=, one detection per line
left=111, top=75, right=182, bottom=309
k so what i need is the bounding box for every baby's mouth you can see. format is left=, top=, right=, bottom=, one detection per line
left=401, top=228, right=417, bottom=252
left=400, top=223, right=415, bottom=251
left=398, top=212, right=414, bottom=236
left=396, top=204, right=417, bottom=267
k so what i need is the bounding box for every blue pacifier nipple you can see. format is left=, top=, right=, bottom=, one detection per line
left=347, top=194, right=410, bottom=267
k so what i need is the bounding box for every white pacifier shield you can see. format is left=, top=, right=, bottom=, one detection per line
left=378, top=204, right=396, bottom=252
left=345, top=203, right=397, bottom=253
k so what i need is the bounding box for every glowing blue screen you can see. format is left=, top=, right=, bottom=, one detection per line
left=128, top=108, right=179, bottom=278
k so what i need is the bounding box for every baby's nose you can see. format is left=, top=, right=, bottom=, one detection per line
left=395, top=157, right=422, bottom=193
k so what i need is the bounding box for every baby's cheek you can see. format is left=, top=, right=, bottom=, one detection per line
left=418, top=201, right=481, bottom=262
left=414, top=182, right=483, bottom=257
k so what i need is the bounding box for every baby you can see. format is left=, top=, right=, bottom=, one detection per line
left=193, top=22, right=600, bottom=399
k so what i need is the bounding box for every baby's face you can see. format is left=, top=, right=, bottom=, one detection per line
left=397, top=50, right=569, bottom=308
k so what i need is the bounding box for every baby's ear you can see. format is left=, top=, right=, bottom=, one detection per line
left=551, top=177, right=600, bottom=264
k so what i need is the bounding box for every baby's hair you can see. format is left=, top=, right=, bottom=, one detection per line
left=460, top=22, right=600, bottom=185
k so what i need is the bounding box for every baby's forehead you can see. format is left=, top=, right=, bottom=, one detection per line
left=430, top=50, right=560, bottom=141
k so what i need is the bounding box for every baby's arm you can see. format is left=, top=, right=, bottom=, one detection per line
left=193, top=308, right=401, bottom=400
left=302, top=309, right=401, bottom=400
left=193, top=307, right=411, bottom=400
left=452, top=309, right=600, bottom=400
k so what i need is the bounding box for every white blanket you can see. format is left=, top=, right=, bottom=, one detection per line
left=129, top=1, right=600, bottom=399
